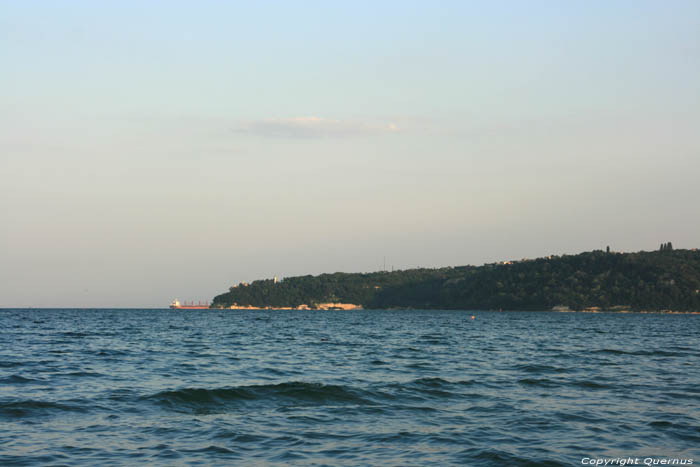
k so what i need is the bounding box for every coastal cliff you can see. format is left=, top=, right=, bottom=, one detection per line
left=211, top=248, right=700, bottom=312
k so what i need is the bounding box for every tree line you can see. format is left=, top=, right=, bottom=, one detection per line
left=211, top=248, right=700, bottom=311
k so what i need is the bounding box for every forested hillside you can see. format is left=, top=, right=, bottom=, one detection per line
left=211, top=248, right=700, bottom=311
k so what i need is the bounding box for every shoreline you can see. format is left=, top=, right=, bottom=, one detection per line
left=211, top=306, right=700, bottom=314
left=1, top=307, right=698, bottom=314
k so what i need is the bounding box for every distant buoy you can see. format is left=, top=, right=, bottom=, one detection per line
left=471, top=315, right=475, bottom=320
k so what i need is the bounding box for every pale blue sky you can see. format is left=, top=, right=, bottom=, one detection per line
left=2, top=1, right=699, bottom=307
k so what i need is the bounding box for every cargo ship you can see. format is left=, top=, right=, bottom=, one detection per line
left=169, top=299, right=210, bottom=309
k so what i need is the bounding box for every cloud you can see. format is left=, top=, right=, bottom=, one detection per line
left=234, top=116, right=400, bottom=138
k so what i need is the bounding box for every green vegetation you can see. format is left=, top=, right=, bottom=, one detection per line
left=211, top=248, right=700, bottom=311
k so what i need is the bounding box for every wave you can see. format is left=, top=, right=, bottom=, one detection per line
left=518, top=378, right=558, bottom=388
left=457, top=448, right=568, bottom=466
left=180, top=445, right=238, bottom=455
left=518, top=378, right=614, bottom=390
left=593, top=349, right=686, bottom=357
left=0, top=400, right=87, bottom=419
left=0, top=361, right=23, bottom=368
left=144, top=382, right=373, bottom=413
left=661, top=392, right=700, bottom=401
left=571, top=380, right=612, bottom=389
left=0, top=375, right=38, bottom=384
left=0, top=453, right=72, bottom=466
left=380, top=377, right=479, bottom=402
left=61, top=331, right=92, bottom=338
left=649, top=420, right=674, bottom=428
left=143, top=378, right=482, bottom=414
left=406, top=377, right=478, bottom=391
left=95, top=349, right=131, bottom=357
left=513, top=363, right=571, bottom=374
left=63, top=371, right=105, bottom=378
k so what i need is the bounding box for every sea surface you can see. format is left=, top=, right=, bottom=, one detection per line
left=0, top=309, right=698, bottom=466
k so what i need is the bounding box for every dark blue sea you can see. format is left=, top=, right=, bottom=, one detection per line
left=1, top=309, right=698, bottom=466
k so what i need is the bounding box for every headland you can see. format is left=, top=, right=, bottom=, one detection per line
left=209, top=247, right=700, bottom=313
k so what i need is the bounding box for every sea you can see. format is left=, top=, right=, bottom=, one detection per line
left=0, top=309, right=698, bottom=466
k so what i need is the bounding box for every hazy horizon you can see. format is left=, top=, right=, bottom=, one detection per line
left=0, top=244, right=696, bottom=308
left=2, top=1, right=699, bottom=307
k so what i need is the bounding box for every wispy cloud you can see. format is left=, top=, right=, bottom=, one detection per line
left=234, top=117, right=400, bottom=138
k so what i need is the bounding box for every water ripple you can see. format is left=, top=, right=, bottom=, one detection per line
left=0, top=308, right=698, bottom=465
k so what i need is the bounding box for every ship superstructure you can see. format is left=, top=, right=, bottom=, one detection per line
left=169, top=299, right=209, bottom=309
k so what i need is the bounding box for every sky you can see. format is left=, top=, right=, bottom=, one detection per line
left=1, top=1, right=699, bottom=307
